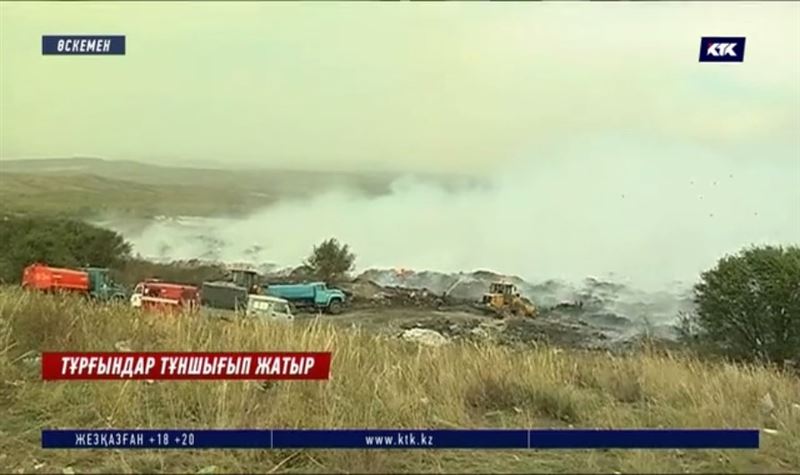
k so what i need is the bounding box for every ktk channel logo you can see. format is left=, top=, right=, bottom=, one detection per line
left=42, top=35, right=125, bottom=55
left=699, top=37, right=745, bottom=63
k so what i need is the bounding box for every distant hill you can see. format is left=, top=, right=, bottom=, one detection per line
left=0, top=172, right=274, bottom=219
left=0, top=158, right=479, bottom=219
left=0, top=158, right=396, bottom=195
left=0, top=158, right=476, bottom=194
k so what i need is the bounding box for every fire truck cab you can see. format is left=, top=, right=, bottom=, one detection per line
left=131, top=279, right=200, bottom=313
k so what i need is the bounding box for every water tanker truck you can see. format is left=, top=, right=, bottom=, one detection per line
left=21, top=263, right=127, bottom=301
left=261, top=281, right=346, bottom=314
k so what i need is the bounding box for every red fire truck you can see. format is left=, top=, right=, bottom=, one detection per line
left=130, top=279, right=200, bottom=314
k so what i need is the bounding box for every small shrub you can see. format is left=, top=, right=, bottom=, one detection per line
left=304, top=238, right=356, bottom=285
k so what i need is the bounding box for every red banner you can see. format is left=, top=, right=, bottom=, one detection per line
left=41, top=352, right=331, bottom=381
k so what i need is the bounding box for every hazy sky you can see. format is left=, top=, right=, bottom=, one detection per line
left=2, top=2, right=798, bottom=287
left=1, top=2, right=798, bottom=174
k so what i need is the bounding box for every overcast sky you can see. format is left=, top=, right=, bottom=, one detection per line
left=1, top=2, right=798, bottom=174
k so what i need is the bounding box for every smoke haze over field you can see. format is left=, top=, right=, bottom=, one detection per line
left=3, top=3, right=798, bottom=291
left=109, top=135, right=799, bottom=292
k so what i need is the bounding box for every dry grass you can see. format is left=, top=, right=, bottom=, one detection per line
left=1, top=287, right=799, bottom=474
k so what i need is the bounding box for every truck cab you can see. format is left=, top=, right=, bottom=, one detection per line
left=131, top=280, right=200, bottom=313
left=245, top=295, right=294, bottom=322
left=82, top=267, right=127, bottom=301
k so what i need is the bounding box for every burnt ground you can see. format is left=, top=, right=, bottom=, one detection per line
left=334, top=275, right=685, bottom=349
left=202, top=299, right=678, bottom=352
left=297, top=304, right=672, bottom=352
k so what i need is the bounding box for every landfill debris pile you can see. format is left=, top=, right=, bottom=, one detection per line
left=353, top=268, right=693, bottom=340
left=340, top=278, right=450, bottom=309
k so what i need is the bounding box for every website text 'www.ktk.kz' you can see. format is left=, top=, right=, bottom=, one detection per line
left=364, top=432, right=434, bottom=447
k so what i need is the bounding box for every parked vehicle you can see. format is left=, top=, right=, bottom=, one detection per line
left=201, top=281, right=250, bottom=311
left=21, top=263, right=127, bottom=301
left=201, top=268, right=260, bottom=311
left=261, top=281, right=346, bottom=314
left=130, top=279, right=200, bottom=313
left=245, top=295, right=294, bottom=322
left=82, top=267, right=129, bottom=300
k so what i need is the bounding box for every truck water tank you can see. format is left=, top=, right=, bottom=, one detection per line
left=22, top=263, right=90, bottom=292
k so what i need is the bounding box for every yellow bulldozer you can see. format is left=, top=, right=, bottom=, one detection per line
left=480, top=282, right=537, bottom=318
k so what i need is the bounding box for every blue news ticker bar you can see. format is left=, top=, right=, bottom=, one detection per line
left=42, top=429, right=759, bottom=450
left=528, top=430, right=758, bottom=449
left=276, top=429, right=527, bottom=449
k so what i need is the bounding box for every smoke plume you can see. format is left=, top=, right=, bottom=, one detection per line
left=109, top=136, right=799, bottom=292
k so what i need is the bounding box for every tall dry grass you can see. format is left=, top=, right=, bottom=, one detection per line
left=1, top=287, right=798, bottom=474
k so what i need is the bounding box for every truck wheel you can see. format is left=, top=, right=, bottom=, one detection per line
left=328, top=299, right=343, bottom=315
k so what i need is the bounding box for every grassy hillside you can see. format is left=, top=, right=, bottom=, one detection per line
left=0, top=172, right=273, bottom=219
left=1, top=289, right=798, bottom=473
left=0, top=158, right=400, bottom=192
left=0, top=158, right=478, bottom=219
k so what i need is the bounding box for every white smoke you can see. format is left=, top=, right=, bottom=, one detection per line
left=106, top=135, right=800, bottom=292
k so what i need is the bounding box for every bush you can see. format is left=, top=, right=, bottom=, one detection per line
left=304, top=238, right=356, bottom=285
left=0, top=216, right=132, bottom=283
left=680, top=245, right=800, bottom=365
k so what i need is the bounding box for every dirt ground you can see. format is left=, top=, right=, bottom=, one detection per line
left=200, top=289, right=674, bottom=352
left=297, top=306, right=640, bottom=351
